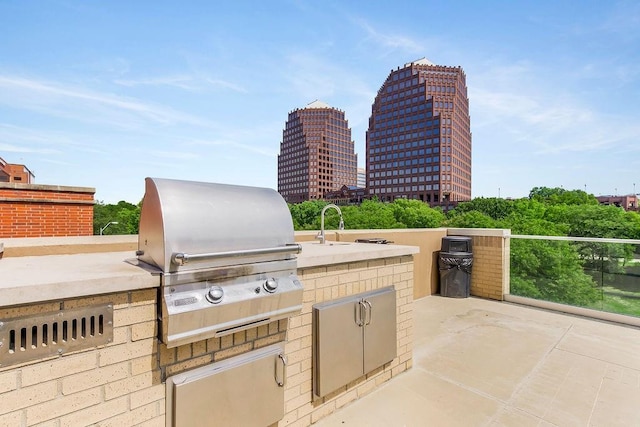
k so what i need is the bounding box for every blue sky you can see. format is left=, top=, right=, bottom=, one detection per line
left=1, top=1, right=639, bottom=203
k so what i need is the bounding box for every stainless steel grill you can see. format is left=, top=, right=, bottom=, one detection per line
left=137, top=177, right=303, bottom=348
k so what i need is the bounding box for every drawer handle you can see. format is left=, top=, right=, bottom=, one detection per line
left=275, top=353, right=287, bottom=387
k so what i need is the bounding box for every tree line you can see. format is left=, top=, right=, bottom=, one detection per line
left=95, top=186, right=640, bottom=239
left=290, top=187, right=640, bottom=240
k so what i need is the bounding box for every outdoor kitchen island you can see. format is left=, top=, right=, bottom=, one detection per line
left=0, top=239, right=418, bottom=427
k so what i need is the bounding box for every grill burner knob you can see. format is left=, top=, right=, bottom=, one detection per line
left=206, top=286, right=224, bottom=304
left=263, top=278, right=278, bottom=293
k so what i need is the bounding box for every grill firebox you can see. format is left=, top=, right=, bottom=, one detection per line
left=136, top=177, right=303, bottom=348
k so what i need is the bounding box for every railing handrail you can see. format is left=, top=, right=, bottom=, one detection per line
left=511, top=234, right=640, bottom=245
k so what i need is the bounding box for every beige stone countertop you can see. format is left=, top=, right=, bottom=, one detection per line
left=0, top=251, right=159, bottom=307
left=0, top=242, right=418, bottom=308
left=297, top=241, right=419, bottom=269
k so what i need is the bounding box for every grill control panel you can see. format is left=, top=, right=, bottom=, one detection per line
left=160, top=269, right=304, bottom=347
left=167, top=274, right=301, bottom=308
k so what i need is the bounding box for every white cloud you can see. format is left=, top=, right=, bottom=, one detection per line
left=354, top=19, right=425, bottom=55
left=469, top=60, right=640, bottom=157
left=0, top=75, right=216, bottom=128
left=38, top=158, right=73, bottom=166
left=284, top=52, right=376, bottom=106
left=0, top=142, right=59, bottom=154
left=149, top=150, right=199, bottom=160
left=204, top=78, right=248, bottom=93
left=115, top=75, right=199, bottom=90
left=284, top=53, right=338, bottom=101
left=190, top=137, right=276, bottom=158
left=114, top=75, right=248, bottom=93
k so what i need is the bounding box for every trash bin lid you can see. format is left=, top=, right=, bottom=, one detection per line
left=439, top=251, right=473, bottom=258
left=441, top=236, right=472, bottom=253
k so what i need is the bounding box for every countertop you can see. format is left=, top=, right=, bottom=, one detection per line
left=297, top=241, right=419, bottom=268
left=0, top=242, right=418, bottom=308
left=0, top=251, right=160, bottom=307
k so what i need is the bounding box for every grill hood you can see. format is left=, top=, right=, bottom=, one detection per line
left=137, top=177, right=297, bottom=273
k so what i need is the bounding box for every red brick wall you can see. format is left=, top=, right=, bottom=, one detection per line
left=0, top=183, right=95, bottom=237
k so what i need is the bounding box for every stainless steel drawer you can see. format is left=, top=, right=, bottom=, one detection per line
left=166, top=343, right=286, bottom=427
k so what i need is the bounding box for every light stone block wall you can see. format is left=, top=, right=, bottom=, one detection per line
left=0, top=289, right=164, bottom=427
left=0, top=289, right=288, bottom=427
left=447, top=229, right=510, bottom=300
left=280, top=255, right=414, bottom=427
left=0, top=255, right=414, bottom=426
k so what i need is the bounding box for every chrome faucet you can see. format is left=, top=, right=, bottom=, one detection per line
left=316, top=204, right=344, bottom=244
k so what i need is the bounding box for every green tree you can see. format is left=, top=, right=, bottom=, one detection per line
left=510, top=239, right=599, bottom=305
left=93, top=201, right=140, bottom=235
left=288, top=198, right=445, bottom=231
left=446, top=211, right=497, bottom=228
left=564, top=205, right=640, bottom=239
left=288, top=200, right=327, bottom=230
left=450, top=197, right=515, bottom=220
left=545, top=204, right=639, bottom=272
left=341, top=199, right=403, bottom=229
left=529, top=187, right=597, bottom=205
left=390, top=199, right=444, bottom=228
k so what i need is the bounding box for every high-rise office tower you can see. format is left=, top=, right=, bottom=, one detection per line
left=278, top=100, right=357, bottom=203
left=366, top=58, right=471, bottom=207
left=357, top=167, right=366, bottom=188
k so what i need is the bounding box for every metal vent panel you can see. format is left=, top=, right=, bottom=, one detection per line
left=0, top=304, right=113, bottom=367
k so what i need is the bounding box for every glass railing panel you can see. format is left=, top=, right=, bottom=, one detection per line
left=510, top=236, right=640, bottom=318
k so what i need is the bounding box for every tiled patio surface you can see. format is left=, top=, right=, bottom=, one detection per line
left=315, top=296, right=640, bottom=427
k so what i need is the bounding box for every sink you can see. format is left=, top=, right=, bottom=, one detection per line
left=312, top=241, right=351, bottom=246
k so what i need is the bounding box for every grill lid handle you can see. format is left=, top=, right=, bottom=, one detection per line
left=172, top=244, right=302, bottom=266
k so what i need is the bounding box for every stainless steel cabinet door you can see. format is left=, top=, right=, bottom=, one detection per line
left=363, top=287, right=397, bottom=373
left=167, top=343, right=285, bottom=427
left=313, top=296, right=363, bottom=398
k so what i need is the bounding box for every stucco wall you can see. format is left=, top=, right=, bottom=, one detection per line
left=333, top=229, right=447, bottom=299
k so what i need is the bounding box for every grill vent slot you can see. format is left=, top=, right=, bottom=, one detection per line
left=0, top=304, right=113, bottom=367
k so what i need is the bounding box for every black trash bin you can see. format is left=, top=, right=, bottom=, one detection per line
left=439, top=236, right=473, bottom=298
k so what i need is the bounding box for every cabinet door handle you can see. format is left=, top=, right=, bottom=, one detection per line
left=356, top=300, right=366, bottom=326
left=363, top=300, right=373, bottom=326
left=275, top=353, right=287, bottom=387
